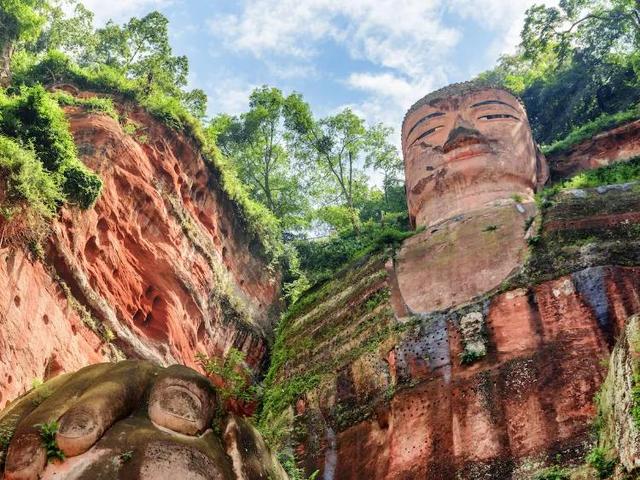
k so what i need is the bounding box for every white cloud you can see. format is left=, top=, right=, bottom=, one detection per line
left=264, top=61, right=318, bottom=80
left=446, top=0, right=560, bottom=63
left=208, top=1, right=339, bottom=60
left=345, top=71, right=445, bottom=136
left=205, top=0, right=560, bottom=150
left=208, top=0, right=460, bottom=78
left=80, top=0, right=173, bottom=25
left=206, top=78, right=256, bottom=116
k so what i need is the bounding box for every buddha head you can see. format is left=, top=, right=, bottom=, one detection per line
left=401, top=83, right=549, bottom=228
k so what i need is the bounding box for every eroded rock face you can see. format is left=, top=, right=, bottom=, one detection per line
left=0, top=249, right=112, bottom=409
left=598, top=314, right=640, bottom=473
left=0, top=96, right=281, bottom=408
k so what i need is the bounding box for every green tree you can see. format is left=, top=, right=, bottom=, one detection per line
left=92, top=12, right=187, bottom=93
left=479, top=0, right=640, bottom=144
left=288, top=107, right=389, bottom=232
left=520, top=0, right=640, bottom=63
left=364, top=124, right=405, bottom=214
left=181, top=88, right=207, bottom=120
left=209, top=86, right=312, bottom=230
left=32, top=1, right=96, bottom=61
left=0, top=0, right=45, bottom=86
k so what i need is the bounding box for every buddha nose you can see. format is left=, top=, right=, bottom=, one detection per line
left=443, top=115, right=485, bottom=153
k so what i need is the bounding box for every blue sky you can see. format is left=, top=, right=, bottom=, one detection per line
left=79, top=0, right=557, bottom=136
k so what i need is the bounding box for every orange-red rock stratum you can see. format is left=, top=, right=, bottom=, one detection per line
left=0, top=95, right=280, bottom=408
left=548, top=119, right=640, bottom=181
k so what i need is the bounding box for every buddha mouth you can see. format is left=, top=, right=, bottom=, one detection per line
left=445, top=144, right=493, bottom=163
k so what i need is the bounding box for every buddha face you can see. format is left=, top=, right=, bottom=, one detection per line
left=402, top=88, right=548, bottom=228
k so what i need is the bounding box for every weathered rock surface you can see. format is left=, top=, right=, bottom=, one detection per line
left=266, top=184, right=640, bottom=479
left=0, top=95, right=280, bottom=408
left=0, top=249, right=112, bottom=410
left=548, top=119, right=640, bottom=181
left=598, top=314, right=640, bottom=474
left=396, top=201, right=536, bottom=313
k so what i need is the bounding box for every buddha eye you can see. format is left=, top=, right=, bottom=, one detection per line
left=478, top=114, right=518, bottom=121
left=412, top=125, right=444, bottom=145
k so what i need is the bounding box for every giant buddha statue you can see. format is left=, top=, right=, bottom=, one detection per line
left=395, top=82, right=549, bottom=314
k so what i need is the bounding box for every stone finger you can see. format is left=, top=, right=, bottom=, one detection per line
left=3, top=363, right=114, bottom=480
left=56, top=361, right=157, bottom=457
left=148, top=365, right=217, bottom=436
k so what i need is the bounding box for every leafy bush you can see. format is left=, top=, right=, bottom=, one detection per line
left=277, top=452, right=319, bottom=480
left=0, top=135, right=62, bottom=222
left=53, top=91, right=118, bottom=119
left=631, top=371, right=640, bottom=430
left=0, top=85, right=102, bottom=210
left=294, top=212, right=412, bottom=285
left=280, top=242, right=310, bottom=305
left=459, top=349, right=485, bottom=365
left=61, top=163, right=102, bottom=209
left=37, top=421, right=64, bottom=462
left=538, top=156, right=640, bottom=205
left=142, top=90, right=203, bottom=139
left=261, top=372, right=322, bottom=419
left=586, top=447, right=615, bottom=479
left=562, top=156, right=640, bottom=190
left=0, top=84, right=77, bottom=171
left=196, top=348, right=255, bottom=402
left=11, top=50, right=138, bottom=100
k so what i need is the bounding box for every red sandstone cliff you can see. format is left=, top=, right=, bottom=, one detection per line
left=0, top=94, right=281, bottom=408
left=264, top=184, right=640, bottom=479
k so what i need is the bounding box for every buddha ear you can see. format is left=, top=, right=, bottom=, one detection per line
left=535, top=144, right=549, bottom=191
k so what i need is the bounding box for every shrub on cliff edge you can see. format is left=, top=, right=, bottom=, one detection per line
left=0, top=85, right=102, bottom=209
left=543, top=106, right=640, bottom=157
left=0, top=135, right=62, bottom=245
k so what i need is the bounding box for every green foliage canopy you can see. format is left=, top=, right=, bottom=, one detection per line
left=0, top=85, right=102, bottom=209
left=208, top=86, right=313, bottom=230
left=479, top=0, right=640, bottom=146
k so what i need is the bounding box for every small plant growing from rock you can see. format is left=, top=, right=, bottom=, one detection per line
left=31, top=378, right=44, bottom=389
left=482, top=224, right=498, bottom=232
left=119, top=450, right=134, bottom=463
left=532, top=465, right=570, bottom=480
left=276, top=452, right=319, bottom=480
left=458, top=312, right=487, bottom=365
left=0, top=424, right=14, bottom=467
left=101, top=326, right=116, bottom=343
left=459, top=350, right=485, bottom=365
left=37, top=421, right=65, bottom=462
left=586, top=447, right=615, bottom=479
left=196, top=348, right=255, bottom=402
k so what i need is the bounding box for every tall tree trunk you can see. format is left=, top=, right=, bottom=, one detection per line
left=0, top=41, right=14, bottom=88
